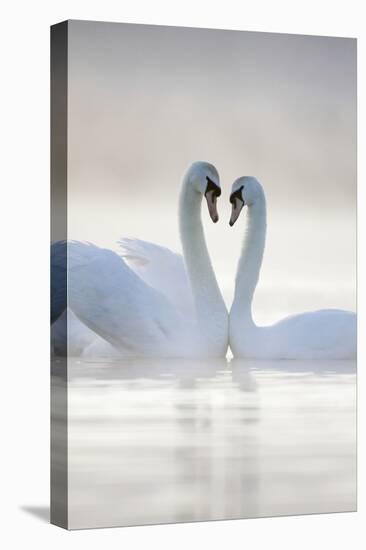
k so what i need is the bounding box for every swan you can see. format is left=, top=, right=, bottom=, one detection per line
left=62, top=238, right=196, bottom=359
left=51, top=236, right=201, bottom=357
left=68, top=161, right=229, bottom=358
left=228, top=176, right=356, bottom=359
left=63, top=237, right=198, bottom=359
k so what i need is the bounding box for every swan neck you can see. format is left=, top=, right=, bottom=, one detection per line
left=233, top=199, right=267, bottom=316
left=179, top=177, right=225, bottom=319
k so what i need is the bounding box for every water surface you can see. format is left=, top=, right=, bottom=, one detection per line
left=65, top=358, right=356, bottom=529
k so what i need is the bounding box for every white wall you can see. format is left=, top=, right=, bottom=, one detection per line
left=1, top=1, right=365, bottom=549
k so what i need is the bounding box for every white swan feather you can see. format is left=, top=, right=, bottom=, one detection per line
left=229, top=176, right=356, bottom=359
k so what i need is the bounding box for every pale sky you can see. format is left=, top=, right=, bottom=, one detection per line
left=67, top=20, right=356, bottom=322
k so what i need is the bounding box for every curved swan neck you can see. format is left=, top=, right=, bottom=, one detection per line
left=178, top=176, right=225, bottom=319
left=233, top=196, right=267, bottom=316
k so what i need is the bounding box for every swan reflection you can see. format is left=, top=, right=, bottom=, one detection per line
left=64, top=356, right=356, bottom=529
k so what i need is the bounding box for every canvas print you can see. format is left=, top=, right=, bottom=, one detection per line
left=51, top=20, right=357, bottom=530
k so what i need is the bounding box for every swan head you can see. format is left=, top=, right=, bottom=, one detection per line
left=229, top=176, right=263, bottom=226
left=185, top=161, right=221, bottom=223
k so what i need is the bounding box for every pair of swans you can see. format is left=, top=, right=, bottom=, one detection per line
left=54, top=161, right=356, bottom=359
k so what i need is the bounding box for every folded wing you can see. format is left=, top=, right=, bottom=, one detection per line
left=68, top=241, right=188, bottom=357
left=118, top=238, right=195, bottom=319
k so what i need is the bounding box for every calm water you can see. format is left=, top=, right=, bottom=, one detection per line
left=63, top=357, right=356, bottom=529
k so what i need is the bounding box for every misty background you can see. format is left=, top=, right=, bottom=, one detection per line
left=67, top=20, right=356, bottom=323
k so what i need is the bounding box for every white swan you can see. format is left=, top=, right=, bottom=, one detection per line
left=68, top=162, right=229, bottom=358
left=51, top=238, right=194, bottom=357
left=228, top=176, right=356, bottom=359
left=62, top=238, right=196, bottom=359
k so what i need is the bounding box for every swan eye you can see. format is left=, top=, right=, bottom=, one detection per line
left=206, top=177, right=221, bottom=197
left=230, top=186, right=244, bottom=204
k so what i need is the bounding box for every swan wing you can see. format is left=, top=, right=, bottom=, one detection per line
left=118, top=238, right=195, bottom=318
left=68, top=241, right=187, bottom=356
left=52, top=309, right=100, bottom=356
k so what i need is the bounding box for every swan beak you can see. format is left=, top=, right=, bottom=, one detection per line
left=205, top=190, right=219, bottom=223
left=229, top=199, right=245, bottom=226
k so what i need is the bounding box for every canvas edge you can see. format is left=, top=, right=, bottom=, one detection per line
left=50, top=20, right=69, bottom=530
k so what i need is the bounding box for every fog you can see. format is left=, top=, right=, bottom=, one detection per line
left=67, top=21, right=356, bottom=321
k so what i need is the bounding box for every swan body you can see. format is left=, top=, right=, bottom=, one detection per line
left=51, top=238, right=196, bottom=357
left=72, top=237, right=196, bottom=359
left=68, top=162, right=228, bottom=358
left=229, top=176, right=356, bottom=360
left=51, top=309, right=101, bottom=356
